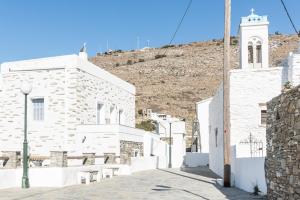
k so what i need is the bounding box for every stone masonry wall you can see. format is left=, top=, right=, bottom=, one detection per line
left=120, top=140, right=143, bottom=164
left=67, top=68, right=135, bottom=155
left=266, top=86, right=300, bottom=200
left=0, top=69, right=66, bottom=155
left=0, top=66, right=135, bottom=156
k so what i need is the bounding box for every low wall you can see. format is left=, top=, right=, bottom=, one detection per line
left=0, top=165, right=127, bottom=189
left=130, top=156, right=159, bottom=173
left=233, top=157, right=266, bottom=194
left=183, top=152, right=209, bottom=167
left=231, top=146, right=267, bottom=195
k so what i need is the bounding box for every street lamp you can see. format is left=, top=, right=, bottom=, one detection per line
left=168, top=122, right=172, bottom=168
left=20, top=81, right=32, bottom=188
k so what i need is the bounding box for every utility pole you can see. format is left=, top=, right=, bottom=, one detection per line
left=223, top=0, right=231, bottom=187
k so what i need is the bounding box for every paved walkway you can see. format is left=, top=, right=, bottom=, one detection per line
left=0, top=167, right=265, bottom=200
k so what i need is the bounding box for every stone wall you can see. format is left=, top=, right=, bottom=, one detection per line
left=120, top=140, right=143, bottom=164
left=266, top=86, right=300, bottom=200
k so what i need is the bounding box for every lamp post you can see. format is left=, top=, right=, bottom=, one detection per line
left=168, top=122, right=172, bottom=168
left=20, top=81, right=32, bottom=188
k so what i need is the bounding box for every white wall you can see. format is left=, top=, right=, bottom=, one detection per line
left=208, top=85, right=224, bottom=177
left=288, top=52, right=300, bottom=86
left=184, top=152, right=209, bottom=167
left=232, top=157, right=266, bottom=194
left=231, top=146, right=266, bottom=194
left=130, top=156, right=159, bottom=173
left=0, top=165, right=113, bottom=189
left=76, top=125, right=120, bottom=156
left=196, top=98, right=212, bottom=153
left=230, top=68, right=285, bottom=154
left=171, top=133, right=185, bottom=168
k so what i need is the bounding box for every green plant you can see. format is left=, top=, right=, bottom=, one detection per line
left=284, top=81, right=292, bottom=89
left=253, top=185, right=260, bottom=196
left=138, top=58, right=145, bottom=62
left=136, top=120, right=156, bottom=131
left=137, top=109, right=143, bottom=115
left=115, top=63, right=120, bottom=67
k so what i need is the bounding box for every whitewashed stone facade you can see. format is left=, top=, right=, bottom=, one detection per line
left=0, top=53, right=135, bottom=156
left=196, top=10, right=300, bottom=188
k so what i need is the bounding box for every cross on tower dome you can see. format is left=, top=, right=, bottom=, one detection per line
left=250, top=8, right=255, bottom=15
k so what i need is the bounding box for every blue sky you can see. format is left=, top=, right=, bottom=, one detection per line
left=0, top=0, right=299, bottom=62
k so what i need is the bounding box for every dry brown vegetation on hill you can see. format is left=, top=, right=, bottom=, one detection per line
left=90, top=34, right=299, bottom=145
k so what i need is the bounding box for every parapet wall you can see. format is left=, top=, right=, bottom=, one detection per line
left=266, top=86, right=300, bottom=199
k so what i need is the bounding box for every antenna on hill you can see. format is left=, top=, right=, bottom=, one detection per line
left=147, top=40, right=150, bottom=48
left=106, top=40, right=109, bottom=52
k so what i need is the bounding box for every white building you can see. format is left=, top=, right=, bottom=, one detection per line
left=0, top=49, right=168, bottom=166
left=196, top=10, right=300, bottom=193
left=196, top=98, right=212, bottom=153
left=150, top=112, right=186, bottom=168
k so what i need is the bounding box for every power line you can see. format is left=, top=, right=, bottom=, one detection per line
left=162, top=0, right=193, bottom=55
left=280, top=0, right=299, bottom=36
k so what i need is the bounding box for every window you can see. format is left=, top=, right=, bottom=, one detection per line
left=96, top=103, right=105, bottom=124
left=119, top=109, right=124, bottom=125
left=248, top=43, right=254, bottom=64
left=259, top=103, right=267, bottom=125
left=256, top=43, right=262, bottom=63
left=32, top=98, right=44, bottom=121
left=110, top=106, right=117, bottom=124
left=261, top=110, right=267, bottom=125
left=215, top=128, right=218, bottom=147
left=133, top=149, right=140, bottom=157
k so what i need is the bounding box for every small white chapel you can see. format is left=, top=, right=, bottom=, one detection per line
left=196, top=9, right=300, bottom=193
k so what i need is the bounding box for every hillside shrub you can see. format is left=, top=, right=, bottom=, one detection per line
left=155, top=54, right=167, bottom=59
left=127, top=59, right=133, bottom=65
left=275, top=31, right=282, bottom=35
left=136, top=120, right=156, bottom=131
left=161, top=44, right=175, bottom=49
left=137, top=109, right=143, bottom=115
left=230, top=36, right=238, bottom=45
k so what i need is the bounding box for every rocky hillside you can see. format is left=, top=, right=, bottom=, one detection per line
left=90, top=34, right=299, bottom=145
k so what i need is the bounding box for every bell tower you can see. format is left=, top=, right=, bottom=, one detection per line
left=239, top=9, right=269, bottom=69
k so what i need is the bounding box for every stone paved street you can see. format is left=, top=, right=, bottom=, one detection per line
left=0, top=167, right=265, bottom=200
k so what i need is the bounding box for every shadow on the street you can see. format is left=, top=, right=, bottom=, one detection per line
left=180, top=166, right=221, bottom=179
left=152, top=184, right=211, bottom=200
left=158, top=167, right=266, bottom=200
left=158, top=168, right=216, bottom=185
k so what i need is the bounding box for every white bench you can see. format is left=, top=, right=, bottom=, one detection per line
left=77, top=169, right=102, bottom=185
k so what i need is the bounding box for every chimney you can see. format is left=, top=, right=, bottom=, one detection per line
left=79, top=42, right=88, bottom=60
